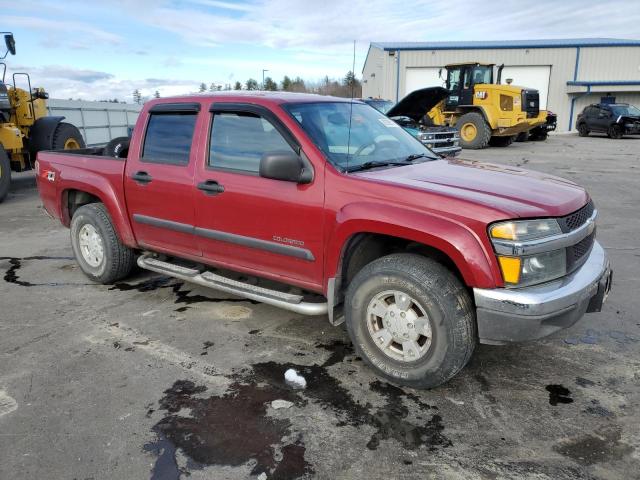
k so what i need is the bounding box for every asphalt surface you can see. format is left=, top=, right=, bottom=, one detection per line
left=1, top=134, right=639, bottom=480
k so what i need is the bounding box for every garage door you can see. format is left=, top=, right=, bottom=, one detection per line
left=404, top=68, right=444, bottom=97
left=501, top=65, right=551, bottom=109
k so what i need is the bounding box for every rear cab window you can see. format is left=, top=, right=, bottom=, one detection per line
left=142, top=104, right=199, bottom=165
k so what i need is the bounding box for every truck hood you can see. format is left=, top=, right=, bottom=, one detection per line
left=353, top=158, right=589, bottom=218
left=386, top=87, right=448, bottom=122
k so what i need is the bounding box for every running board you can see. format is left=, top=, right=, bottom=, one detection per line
left=137, top=255, right=328, bottom=316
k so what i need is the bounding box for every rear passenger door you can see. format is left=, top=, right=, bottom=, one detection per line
left=124, top=102, right=202, bottom=257
left=193, top=103, right=325, bottom=289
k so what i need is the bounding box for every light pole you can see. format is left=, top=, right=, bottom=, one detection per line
left=262, top=69, right=269, bottom=90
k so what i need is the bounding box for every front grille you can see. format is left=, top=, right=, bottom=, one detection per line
left=566, top=230, right=596, bottom=273
left=521, top=90, right=540, bottom=118
left=558, top=200, right=595, bottom=233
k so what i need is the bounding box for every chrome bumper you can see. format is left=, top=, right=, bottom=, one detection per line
left=474, top=241, right=611, bottom=344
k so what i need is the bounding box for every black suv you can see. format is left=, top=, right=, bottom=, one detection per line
left=577, top=103, right=640, bottom=139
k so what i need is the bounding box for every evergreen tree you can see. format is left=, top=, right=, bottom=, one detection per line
left=263, top=77, right=278, bottom=91
left=154, top=90, right=160, bottom=99
left=245, top=78, right=259, bottom=90
left=198, top=82, right=207, bottom=93
left=233, top=81, right=242, bottom=90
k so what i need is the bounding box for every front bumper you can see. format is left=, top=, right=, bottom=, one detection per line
left=474, top=241, right=611, bottom=344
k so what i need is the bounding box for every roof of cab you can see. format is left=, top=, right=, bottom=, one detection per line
left=148, top=91, right=358, bottom=105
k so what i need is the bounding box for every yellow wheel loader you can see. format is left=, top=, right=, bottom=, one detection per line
left=425, top=63, right=553, bottom=149
left=0, top=32, right=85, bottom=202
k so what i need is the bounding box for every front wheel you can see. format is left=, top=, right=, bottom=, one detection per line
left=608, top=124, right=623, bottom=139
left=345, top=253, right=476, bottom=389
left=70, top=203, right=135, bottom=283
left=456, top=112, right=491, bottom=149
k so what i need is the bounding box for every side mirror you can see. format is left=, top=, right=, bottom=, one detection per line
left=259, top=151, right=311, bottom=183
left=4, top=34, right=15, bottom=56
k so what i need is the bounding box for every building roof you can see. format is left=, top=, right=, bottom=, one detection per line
left=370, top=38, right=640, bottom=51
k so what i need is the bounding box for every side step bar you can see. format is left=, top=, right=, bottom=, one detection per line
left=137, top=255, right=328, bottom=316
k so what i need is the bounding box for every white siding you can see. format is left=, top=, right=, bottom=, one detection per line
left=47, top=99, right=142, bottom=146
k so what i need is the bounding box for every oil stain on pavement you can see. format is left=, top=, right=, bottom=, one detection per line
left=144, top=341, right=451, bottom=479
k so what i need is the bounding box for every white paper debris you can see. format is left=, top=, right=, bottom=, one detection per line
left=271, top=399, right=293, bottom=410
left=284, top=368, right=307, bottom=389
left=257, top=473, right=267, bottom=480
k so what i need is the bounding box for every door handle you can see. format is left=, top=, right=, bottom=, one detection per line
left=197, top=180, right=225, bottom=195
left=131, top=171, right=152, bottom=184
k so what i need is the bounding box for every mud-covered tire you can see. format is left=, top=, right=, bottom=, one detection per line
left=103, top=136, right=130, bottom=158
left=577, top=123, right=589, bottom=137
left=608, top=124, right=623, bottom=139
left=70, top=203, right=135, bottom=284
left=457, top=112, right=491, bottom=149
left=52, top=122, right=86, bottom=150
left=0, top=147, right=11, bottom=203
left=489, top=135, right=516, bottom=147
left=345, top=253, right=476, bottom=389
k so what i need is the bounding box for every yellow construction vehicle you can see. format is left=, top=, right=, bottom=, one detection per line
left=425, top=62, right=551, bottom=149
left=0, top=32, right=85, bottom=202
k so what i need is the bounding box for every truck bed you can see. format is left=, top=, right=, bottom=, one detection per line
left=36, top=148, right=131, bottom=238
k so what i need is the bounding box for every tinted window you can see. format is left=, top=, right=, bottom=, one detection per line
left=209, top=112, right=294, bottom=173
left=142, top=113, right=197, bottom=165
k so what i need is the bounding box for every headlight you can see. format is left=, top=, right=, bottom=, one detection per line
left=490, top=219, right=565, bottom=287
left=498, top=249, right=566, bottom=287
left=419, top=133, right=435, bottom=141
left=490, top=219, right=561, bottom=242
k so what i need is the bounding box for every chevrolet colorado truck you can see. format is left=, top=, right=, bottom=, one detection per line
left=35, top=93, right=612, bottom=388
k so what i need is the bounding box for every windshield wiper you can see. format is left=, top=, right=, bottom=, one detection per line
left=404, top=153, right=434, bottom=162
left=345, top=160, right=411, bottom=173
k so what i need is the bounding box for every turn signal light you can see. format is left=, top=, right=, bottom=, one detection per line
left=498, top=256, right=521, bottom=284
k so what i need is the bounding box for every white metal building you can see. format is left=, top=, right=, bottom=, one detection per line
left=362, top=38, right=640, bottom=132
left=47, top=99, right=142, bottom=146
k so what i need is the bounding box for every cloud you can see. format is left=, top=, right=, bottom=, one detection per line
left=4, top=15, right=124, bottom=46
left=6, top=64, right=196, bottom=101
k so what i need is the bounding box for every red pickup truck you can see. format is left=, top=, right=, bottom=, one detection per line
left=36, top=93, right=612, bottom=388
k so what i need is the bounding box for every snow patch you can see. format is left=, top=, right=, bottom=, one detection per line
left=284, top=369, right=307, bottom=389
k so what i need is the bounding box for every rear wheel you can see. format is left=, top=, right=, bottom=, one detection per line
left=0, top=147, right=11, bottom=203
left=529, top=129, right=548, bottom=141
left=577, top=123, right=589, bottom=137
left=457, top=112, right=491, bottom=149
left=515, top=132, right=529, bottom=142
left=52, top=122, right=86, bottom=150
left=608, top=124, right=623, bottom=139
left=70, top=203, right=135, bottom=283
left=345, top=253, right=476, bottom=389
left=489, top=135, right=516, bottom=147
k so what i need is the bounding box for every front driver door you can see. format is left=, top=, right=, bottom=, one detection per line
left=193, top=103, right=325, bottom=289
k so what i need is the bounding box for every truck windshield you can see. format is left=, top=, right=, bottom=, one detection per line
left=364, top=99, right=395, bottom=114
left=284, top=102, right=438, bottom=172
left=472, top=66, right=492, bottom=85
left=610, top=105, right=640, bottom=116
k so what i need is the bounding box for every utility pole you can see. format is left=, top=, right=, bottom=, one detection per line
left=262, top=69, right=269, bottom=90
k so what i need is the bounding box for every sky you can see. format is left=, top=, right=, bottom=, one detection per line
left=2, top=0, right=640, bottom=102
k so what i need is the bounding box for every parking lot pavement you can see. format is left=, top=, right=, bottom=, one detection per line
left=1, top=134, right=639, bottom=480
